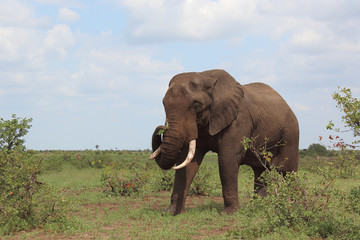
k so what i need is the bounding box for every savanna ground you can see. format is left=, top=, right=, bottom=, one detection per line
left=3, top=150, right=360, bottom=239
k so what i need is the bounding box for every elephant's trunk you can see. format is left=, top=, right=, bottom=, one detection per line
left=151, top=125, right=164, bottom=158
left=150, top=122, right=196, bottom=170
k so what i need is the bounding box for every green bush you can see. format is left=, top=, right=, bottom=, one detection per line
left=307, top=143, right=328, bottom=156
left=152, top=170, right=174, bottom=192
left=0, top=115, right=71, bottom=235
left=348, top=186, right=360, bottom=214
left=189, top=165, right=217, bottom=196
left=312, top=150, right=360, bottom=180
left=40, top=153, right=64, bottom=172
left=39, top=150, right=116, bottom=172
left=228, top=170, right=360, bottom=239
left=101, top=162, right=151, bottom=196
left=332, top=150, right=359, bottom=178
left=101, top=158, right=219, bottom=197
left=0, top=114, right=32, bottom=152
left=0, top=151, right=68, bottom=235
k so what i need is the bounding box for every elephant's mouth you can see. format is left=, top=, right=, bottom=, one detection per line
left=150, top=139, right=196, bottom=170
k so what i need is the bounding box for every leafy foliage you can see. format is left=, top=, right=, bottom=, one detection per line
left=100, top=152, right=219, bottom=197
left=307, top=143, right=328, bottom=156
left=189, top=165, right=217, bottom=196
left=328, top=87, right=360, bottom=147
left=152, top=170, right=174, bottom=192
left=237, top=134, right=360, bottom=239
left=38, top=150, right=114, bottom=172
left=241, top=136, right=285, bottom=169
left=348, top=186, right=360, bottom=214
left=157, top=122, right=168, bottom=135
left=0, top=116, right=68, bottom=235
left=0, top=114, right=32, bottom=152
left=228, top=169, right=360, bottom=239
left=101, top=161, right=151, bottom=196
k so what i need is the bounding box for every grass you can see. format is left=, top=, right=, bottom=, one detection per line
left=41, top=164, right=103, bottom=189
left=3, top=151, right=360, bottom=239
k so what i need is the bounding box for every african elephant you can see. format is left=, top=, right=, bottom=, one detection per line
left=150, top=69, right=299, bottom=215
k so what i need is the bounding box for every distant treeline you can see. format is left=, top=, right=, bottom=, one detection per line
left=300, top=143, right=360, bottom=158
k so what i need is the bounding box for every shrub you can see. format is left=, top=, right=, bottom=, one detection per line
left=189, top=165, right=217, bottom=196
left=152, top=170, right=174, bottom=192
left=101, top=162, right=151, bottom=196
left=39, top=153, right=64, bottom=172
left=0, top=114, right=32, bottom=152
left=0, top=115, right=70, bottom=235
left=348, top=186, right=360, bottom=214
left=101, top=158, right=219, bottom=197
left=331, top=150, right=359, bottom=178
left=307, top=143, right=328, bottom=156
left=62, top=152, right=89, bottom=169
left=83, top=150, right=111, bottom=168
left=151, top=164, right=217, bottom=195
left=312, top=150, right=360, bottom=180
left=0, top=151, right=68, bottom=235
left=227, top=170, right=360, bottom=239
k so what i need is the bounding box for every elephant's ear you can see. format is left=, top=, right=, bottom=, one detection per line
left=201, top=70, right=244, bottom=136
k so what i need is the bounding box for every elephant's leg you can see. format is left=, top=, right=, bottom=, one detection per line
left=218, top=149, right=243, bottom=214
left=272, top=141, right=299, bottom=174
left=271, top=129, right=299, bottom=173
left=168, top=149, right=206, bottom=215
left=251, top=166, right=267, bottom=197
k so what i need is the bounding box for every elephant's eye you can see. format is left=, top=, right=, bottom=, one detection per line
left=193, top=101, right=202, bottom=111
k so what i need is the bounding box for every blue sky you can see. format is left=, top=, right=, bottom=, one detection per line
left=1, top=0, right=359, bottom=150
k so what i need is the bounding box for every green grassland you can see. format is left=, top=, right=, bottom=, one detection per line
left=3, top=150, right=360, bottom=239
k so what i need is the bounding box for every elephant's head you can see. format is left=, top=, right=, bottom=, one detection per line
left=150, top=69, right=244, bottom=170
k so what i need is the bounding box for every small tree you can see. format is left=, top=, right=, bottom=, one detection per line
left=307, top=143, right=327, bottom=156
left=327, top=87, right=360, bottom=149
left=325, top=87, right=360, bottom=178
left=0, top=115, right=67, bottom=235
left=0, top=114, right=32, bottom=151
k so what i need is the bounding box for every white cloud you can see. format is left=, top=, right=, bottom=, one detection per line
left=57, top=8, right=80, bottom=22
left=180, top=0, right=259, bottom=39
left=117, top=0, right=360, bottom=57
left=0, top=0, right=49, bottom=27
left=73, top=46, right=184, bottom=98
left=44, top=24, right=76, bottom=59
left=119, top=0, right=260, bottom=41
left=33, top=0, right=83, bottom=8
left=0, top=1, right=49, bottom=69
left=293, top=103, right=310, bottom=112
left=291, top=30, right=326, bottom=48
left=0, top=27, right=47, bottom=71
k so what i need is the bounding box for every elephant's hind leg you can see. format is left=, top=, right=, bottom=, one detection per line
left=251, top=166, right=267, bottom=197
left=272, top=141, right=299, bottom=174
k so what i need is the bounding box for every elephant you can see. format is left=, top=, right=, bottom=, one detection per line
left=150, top=69, right=299, bottom=215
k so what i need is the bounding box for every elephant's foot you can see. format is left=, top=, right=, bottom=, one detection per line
left=166, top=204, right=184, bottom=216
left=222, top=206, right=238, bottom=215
left=222, top=194, right=239, bottom=215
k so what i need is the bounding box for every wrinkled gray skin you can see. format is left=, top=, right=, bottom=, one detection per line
left=151, top=69, right=299, bottom=215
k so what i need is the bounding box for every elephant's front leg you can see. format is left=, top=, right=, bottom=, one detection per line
left=218, top=148, right=243, bottom=214
left=168, top=150, right=206, bottom=215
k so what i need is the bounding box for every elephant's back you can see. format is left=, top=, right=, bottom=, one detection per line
left=242, top=83, right=286, bottom=109
left=242, top=82, right=279, bottom=96
left=242, top=82, right=299, bottom=135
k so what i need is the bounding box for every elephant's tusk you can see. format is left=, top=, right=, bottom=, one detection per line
left=149, top=145, right=162, bottom=160
left=173, top=140, right=196, bottom=170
